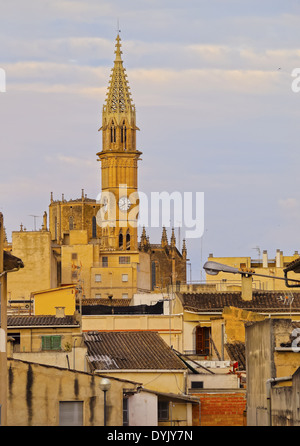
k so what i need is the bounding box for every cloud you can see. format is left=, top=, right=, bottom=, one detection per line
left=55, top=154, right=94, bottom=167
left=278, top=197, right=299, bottom=211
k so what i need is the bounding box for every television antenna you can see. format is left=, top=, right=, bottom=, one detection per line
left=29, top=215, right=40, bottom=231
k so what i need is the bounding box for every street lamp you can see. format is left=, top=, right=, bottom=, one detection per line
left=99, top=378, right=111, bottom=426
left=203, top=260, right=300, bottom=287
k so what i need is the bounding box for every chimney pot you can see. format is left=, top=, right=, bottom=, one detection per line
left=55, top=307, right=65, bottom=318
left=262, top=250, right=268, bottom=268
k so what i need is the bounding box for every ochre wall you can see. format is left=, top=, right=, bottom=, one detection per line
left=7, top=359, right=136, bottom=426
left=8, top=231, right=53, bottom=300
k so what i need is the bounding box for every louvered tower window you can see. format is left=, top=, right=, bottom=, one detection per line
left=126, top=230, right=130, bottom=250
left=121, top=120, right=127, bottom=149
left=110, top=120, right=116, bottom=143
left=119, top=231, right=123, bottom=250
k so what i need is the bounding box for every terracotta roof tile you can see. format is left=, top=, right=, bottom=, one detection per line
left=225, top=342, right=246, bottom=370
left=3, top=250, right=24, bottom=272
left=7, top=315, right=79, bottom=327
left=180, top=290, right=300, bottom=313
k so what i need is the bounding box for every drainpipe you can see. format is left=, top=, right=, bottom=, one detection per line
left=73, top=338, right=77, bottom=370
left=0, top=266, right=22, bottom=277
left=266, top=376, right=292, bottom=426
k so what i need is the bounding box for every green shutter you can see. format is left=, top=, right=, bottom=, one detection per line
left=42, top=336, right=51, bottom=350
left=51, top=336, right=61, bottom=350
left=42, top=335, right=61, bottom=351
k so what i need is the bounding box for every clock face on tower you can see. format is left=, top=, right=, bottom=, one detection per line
left=118, top=196, right=131, bottom=211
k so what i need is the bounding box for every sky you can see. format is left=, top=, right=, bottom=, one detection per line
left=1, top=0, right=300, bottom=281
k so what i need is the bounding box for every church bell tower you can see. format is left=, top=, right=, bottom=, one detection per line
left=97, top=35, right=142, bottom=251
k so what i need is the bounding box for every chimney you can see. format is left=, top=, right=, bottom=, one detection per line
left=241, top=274, right=253, bottom=301
left=275, top=249, right=281, bottom=268
left=262, top=250, right=268, bottom=268
left=55, top=307, right=65, bottom=318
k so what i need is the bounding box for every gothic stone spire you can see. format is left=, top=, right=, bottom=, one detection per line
left=99, top=34, right=139, bottom=152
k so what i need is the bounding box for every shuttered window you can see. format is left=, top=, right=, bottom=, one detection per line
left=59, top=401, right=83, bottom=426
left=158, top=401, right=169, bottom=421
left=195, top=327, right=210, bottom=355
left=41, top=335, right=61, bottom=351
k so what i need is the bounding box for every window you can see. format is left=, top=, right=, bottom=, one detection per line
left=59, top=401, right=83, bottom=426
left=69, top=216, right=74, bottom=230
left=71, top=253, right=78, bottom=261
left=119, top=256, right=130, bottom=264
left=126, top=231, right=130, bottom=250
left=191, top=381, right=204, bottom=389
left=54, top=217, right=57, bottom=240
left=10, top=332, right=20, bottom=353
left=95, top=294, right=101, bottom=299
left=121, top=120, right=127, bottom=144
left=72, top=271, right=78, bottom=281
left=195, top=326, right=210, bottom=356
left=122, top=274, right=128, bottom=282
left=110, top=120, right=116, bottom=143
left=158, top=401, right=169, bottom=421
left=123, top=398, right=129, bottom=426
left=92, top=216, right=97, bottom=238
left=151, top=261, right=156, bottom=290
left=42, top=335, right=61, bottom=351
left=95, top=274, right=102, bottom=282
left=122, top=293, right=129, bottom=299
left=119, top=231, right=123, bottom=250
left=102, top=256, right=108, bottom=267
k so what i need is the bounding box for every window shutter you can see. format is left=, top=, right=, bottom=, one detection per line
left=42, top=335, right=61, bottom=351
left=51, top=336, right=61, bottom=350
left=42, top=336, right=51, bottom=350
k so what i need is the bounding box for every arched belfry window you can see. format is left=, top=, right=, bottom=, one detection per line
left=119, top=230, right=123, bottom=250
left=110, top=120, right=116, bottom=143
left=121, top=120, right=127, bottom=149
left=126, top=230, right=130, bottom=250
left=55, top=217, right=57, bottom=240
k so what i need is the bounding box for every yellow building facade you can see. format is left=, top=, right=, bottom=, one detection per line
left=206, top=250, right=300, bottom=291
left=33, top=285, right=76, bottom=316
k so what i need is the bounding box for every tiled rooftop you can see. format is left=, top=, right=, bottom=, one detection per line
left=3, top=250, right=24, bottom=272
left=84, top=331, right=187, bottom=371
left=225, top=342, right=246, bottom=371
left=180, top=290, right=300, bottom=313
left=7, top=315, right=79, bottom=327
